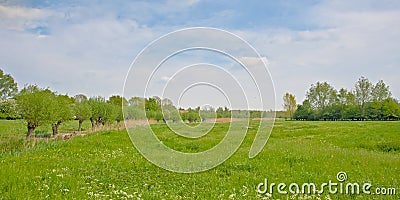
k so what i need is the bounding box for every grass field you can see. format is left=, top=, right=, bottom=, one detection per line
left=0, top=120, right=399, bottom=199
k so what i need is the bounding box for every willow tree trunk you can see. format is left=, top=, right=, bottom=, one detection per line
left=117, top=120, right=121, bottom=130
left=78, top=119, right=84, bottom=132
left=26, top=123, right=36, bottom=138
left=90, top=118, right=95, bottom=131
left=52, top=121, right=62, bottom=136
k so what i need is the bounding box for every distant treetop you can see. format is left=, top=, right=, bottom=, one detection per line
left=0, top=69, right=18, bottom=99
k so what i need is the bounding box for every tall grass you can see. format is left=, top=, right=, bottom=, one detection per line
left=0, top=120, right=93, bottom=155
left=0, top=121, right=399, bottom=199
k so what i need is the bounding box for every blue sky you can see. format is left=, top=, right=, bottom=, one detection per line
left=1, top=0, right=399, bottom=110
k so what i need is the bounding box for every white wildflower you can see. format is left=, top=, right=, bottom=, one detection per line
left=56, top=174, right=64, bottom=178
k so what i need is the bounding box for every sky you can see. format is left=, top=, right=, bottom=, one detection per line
left=1, top=0, right=399, bottom=110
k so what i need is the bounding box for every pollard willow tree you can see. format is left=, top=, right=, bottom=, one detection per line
left=16, top=85, right=56, bottom=137
left=88, top=96, right=115, bottom=129
left=73, top=94, right=91, bottom=132
left=108, top=95, right=126, bottom=127
left=50, top=94, right=74, bottom=136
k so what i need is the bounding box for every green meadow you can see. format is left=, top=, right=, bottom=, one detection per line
left=0, top=120, right=399, bottom=199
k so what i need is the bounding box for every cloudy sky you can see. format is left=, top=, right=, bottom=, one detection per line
left=1, top=0, right=399, bottom=110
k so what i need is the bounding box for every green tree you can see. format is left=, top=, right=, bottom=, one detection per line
left=102, top=103, right=115, bottom=126
left=321, top=104, right=342, bottom=120
left=337, top=88, right=348, bottom=106
left=199, top=105, right=216, bottom=121
left=0, top=69, right=18, bottom=99
left=224, top=106, right=231, bottom=118
left=73, top=94, right=91, bottom=131
left=153, top=96, right=162, bottom=108
left=145, top=97, right=162, bottom=121
left=16, top=85, right=56, bottom=137
left=283, top=92, right=297, bottom=119
left=50, top=94, right=74, bottom=136
left=341, top=90, right=359, bottom=120
left=185, top=108, right=200, bottom=123
left=372, top=80, right=391, bottom=102
left=366, top=101, right=382, bottom=120
left=108, top=95, right=128, bottom=106
left=161, top=98, right=178, bottom=122
left=306, top=81, right=338, bottom=110
left=145, top=97, right=161, bottom=112
left=382, top=98, right=400, bottom=120
left=334, top=88, right=357, bottom=120
left=216, top=107, right=224, bottom=118
left=363, top=80, right=392, bottom=120
left=215, top=106, right=231, bottom=118
left=354, top=77, right=373, bottom=118
left=126, top=97, right=145, bottom=120
left=88, top=96, right=110, bottom=129
left=129, top=97, right=145, bottom=107
left=0, top=99, right=19, bottom=119
left=74, top=94, right=88, bottom=103
left=108, top=95, right=126, bottom=126
left=295, top=77, right=397, bottom=121
left=294, top=100, right=313, bottom=120
left=180, top=109, right=188, bottom=122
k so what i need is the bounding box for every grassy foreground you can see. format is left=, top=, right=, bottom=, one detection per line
left=0, top=120, right=399, bottom=199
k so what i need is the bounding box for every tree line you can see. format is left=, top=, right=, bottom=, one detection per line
left=290, top=77, right=400, bottom=121
left=1, top=69, right=250, bottom=137
left=6, top=68, right=397, bottom=137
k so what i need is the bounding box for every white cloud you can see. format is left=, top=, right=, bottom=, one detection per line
left=0, top=5, right=51, bottom=19
left=1, top=1, right=399, bottom=110
left=0, top=5, right=56, bottom=31
left=0, top=4, right=162, bottom=98
left=234, top=3, right=400, bottom=108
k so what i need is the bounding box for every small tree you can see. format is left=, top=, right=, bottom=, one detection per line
left=283, top=92, right=297, bottom=119
left=185, top=108, right=200, bottom=123
left=16, top=85, right=55, bottom=137
left=216, top=107, right=224, bottom=118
